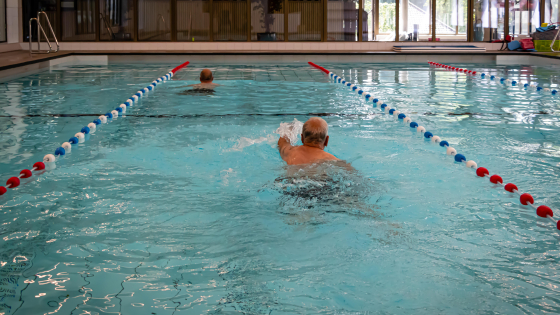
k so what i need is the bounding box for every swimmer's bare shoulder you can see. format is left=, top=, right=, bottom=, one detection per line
left=278, top=137, right=339, bottom=165
left=186, top=83, right=221, bottom=88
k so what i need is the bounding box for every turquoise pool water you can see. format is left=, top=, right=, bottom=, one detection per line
left=1, top=62, right=560, bottom=314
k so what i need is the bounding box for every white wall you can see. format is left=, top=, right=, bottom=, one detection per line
left=0, top=0, right=21, bottom=52
left=6, top=0, right=21, bottom=43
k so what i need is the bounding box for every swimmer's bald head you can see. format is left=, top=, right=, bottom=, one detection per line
left=200, top=69, right=213, bottom=83
left=301, top=117, right=329, bottom=149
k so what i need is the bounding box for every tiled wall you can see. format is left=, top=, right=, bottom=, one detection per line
left=19, top=41, right=505, bottom=52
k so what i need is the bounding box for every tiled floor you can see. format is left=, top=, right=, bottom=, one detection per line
left=0, top=50, right=71, bottom=69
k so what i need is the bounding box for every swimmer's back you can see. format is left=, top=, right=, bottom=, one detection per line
left=279, top=139, right=339, bottom=165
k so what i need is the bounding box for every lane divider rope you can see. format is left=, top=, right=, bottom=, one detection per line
left=0, top=61, right=190, bottom=197
left=308, top=61, right=559, bottom=231
left=427, top=61, right=558, bottom=94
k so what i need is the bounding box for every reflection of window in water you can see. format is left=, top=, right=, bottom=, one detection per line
left=178, top=88, right=216, bottom=96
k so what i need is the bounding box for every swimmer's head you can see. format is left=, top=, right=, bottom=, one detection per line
left=301, top=117, right=329, bottom=149
left=200, top=69, right=214, bottom=83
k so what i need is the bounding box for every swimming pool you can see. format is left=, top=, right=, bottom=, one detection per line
left=1, top=61, right=560, bottom=314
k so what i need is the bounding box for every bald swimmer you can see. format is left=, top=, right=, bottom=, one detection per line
left=187, top=68, right=220, bottom=89
left=277, top=117, right=339, bottom=165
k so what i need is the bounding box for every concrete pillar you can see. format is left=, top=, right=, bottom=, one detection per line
left=6, top=0, right=22, bottom=44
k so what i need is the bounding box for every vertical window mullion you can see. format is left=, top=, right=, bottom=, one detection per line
left=359, top=0, right=363, bottom=41
left=395, top=0, right=400, bottom=41
left=431, top=0, right=435, bottom=41
left=285, top=0, right=289, bottom=41
left=210, top=0, right=214, bottom=40
left=247, top=0, right=251, bottom=41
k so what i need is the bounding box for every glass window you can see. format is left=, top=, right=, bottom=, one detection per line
left=545, top=0, right=560, bottom=24
left=99, top=0, right=134, bottom=41
left=362, top=0, right=372, bottom=40
left=0, top=0, right=5, bottom=42
left=377, top=0, right=396, bottom=41
left=399, top=0, right=431, bottom=41
left=362, top=0, right=397, bottom=41
left=213, top=0, right=248, bottom=41
left=288, top=0, right=322, bottom=40
left=435, top=0, right=467, bottom=41
left=178, top=0, right=211, bottom=41
left=251, top=0, right=284, bottom=40
left=509, top=0, right=540, bottom=36
left=138, top=0, right=171, bottom=41
left=327, top=0, right=359, bottom=41
left=473, top=0, right=505, bottom=41
left=61, top=0, right=96, bottom=41
left=23, top=0, right=59, bottom=42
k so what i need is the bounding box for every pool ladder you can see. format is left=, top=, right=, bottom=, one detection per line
left=29, top=11, right=59, bottom=55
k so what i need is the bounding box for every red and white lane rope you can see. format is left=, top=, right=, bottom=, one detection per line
left=428, top=61, right=558, bottom=94
left=308, top=61, right=559, bottom=230
left=0, top=61, right=190, bottom=197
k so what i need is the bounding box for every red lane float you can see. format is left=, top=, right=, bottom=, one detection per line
left=537, top=206, right=553, bottom=218
left=476, top=167, right=489, bottom=177
left=489, top=175, right=503, bottom=184
left=504, top=183, right=518, bottom=193
left=428, top=61, right=477, bottom=76
left=20, top=169, right=32, bottom=178
left=171, top=61, right=190, bottom=74
left=1, top=62, right=191, bottom=198
left=308, top=62, right=330, bottom=74
left=310, top=60, right=559, bottom=231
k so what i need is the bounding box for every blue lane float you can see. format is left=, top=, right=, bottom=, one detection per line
left=39, top=66, right=182, bottom=165
left=308, top=61, right=560, bottom=232
left=0, top=61, right=190, bottom=198
left=428, top=61, right=558, bottom=95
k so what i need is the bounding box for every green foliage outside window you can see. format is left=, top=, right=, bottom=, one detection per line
left=379, top=3, right=395, bottom=32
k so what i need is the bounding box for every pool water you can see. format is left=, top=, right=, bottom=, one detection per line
left=1, top=62, right=560, bottom=314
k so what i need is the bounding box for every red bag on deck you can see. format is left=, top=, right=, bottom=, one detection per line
left=519, top=38, right=535, bottom=50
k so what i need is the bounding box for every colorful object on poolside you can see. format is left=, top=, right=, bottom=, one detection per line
left=311, top=60, right=560, bottom=231
left=0, top=61, right=191, bottom=197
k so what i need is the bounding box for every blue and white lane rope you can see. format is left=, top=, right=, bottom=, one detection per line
left=428, top=61, right=558, bottom=95
left=42, top=70, right=176, bottom=163
left=0, top=61, right=189, bottom=197
left=307, top=61, right=560, bottom=231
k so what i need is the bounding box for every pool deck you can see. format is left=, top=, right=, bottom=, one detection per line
left=1, top=49, right=560, bottom=82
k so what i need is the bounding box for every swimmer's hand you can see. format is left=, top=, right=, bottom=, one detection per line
left=277, top=136, right=293, bottom=158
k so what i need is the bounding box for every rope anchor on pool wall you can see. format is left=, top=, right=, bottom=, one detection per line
left=0, top=61, right=190, bottom=197
left=308, top=61, right=560, bottom=231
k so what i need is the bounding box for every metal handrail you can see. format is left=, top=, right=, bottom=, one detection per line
left=550, top=24, right=560, bottom=52
left=100, top=13, right=115, bottom=40
left=29, top=11, right=59, bottom=55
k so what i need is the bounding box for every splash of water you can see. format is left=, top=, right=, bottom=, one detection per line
left=228, top=135, right=276, bottom=152
left=274, top=118, right=303, bottom=146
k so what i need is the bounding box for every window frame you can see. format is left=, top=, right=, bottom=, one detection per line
left=21, top=0, right=541, bottom=42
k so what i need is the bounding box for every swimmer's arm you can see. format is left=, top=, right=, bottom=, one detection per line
left=277, top=137, right=293, bottom=161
